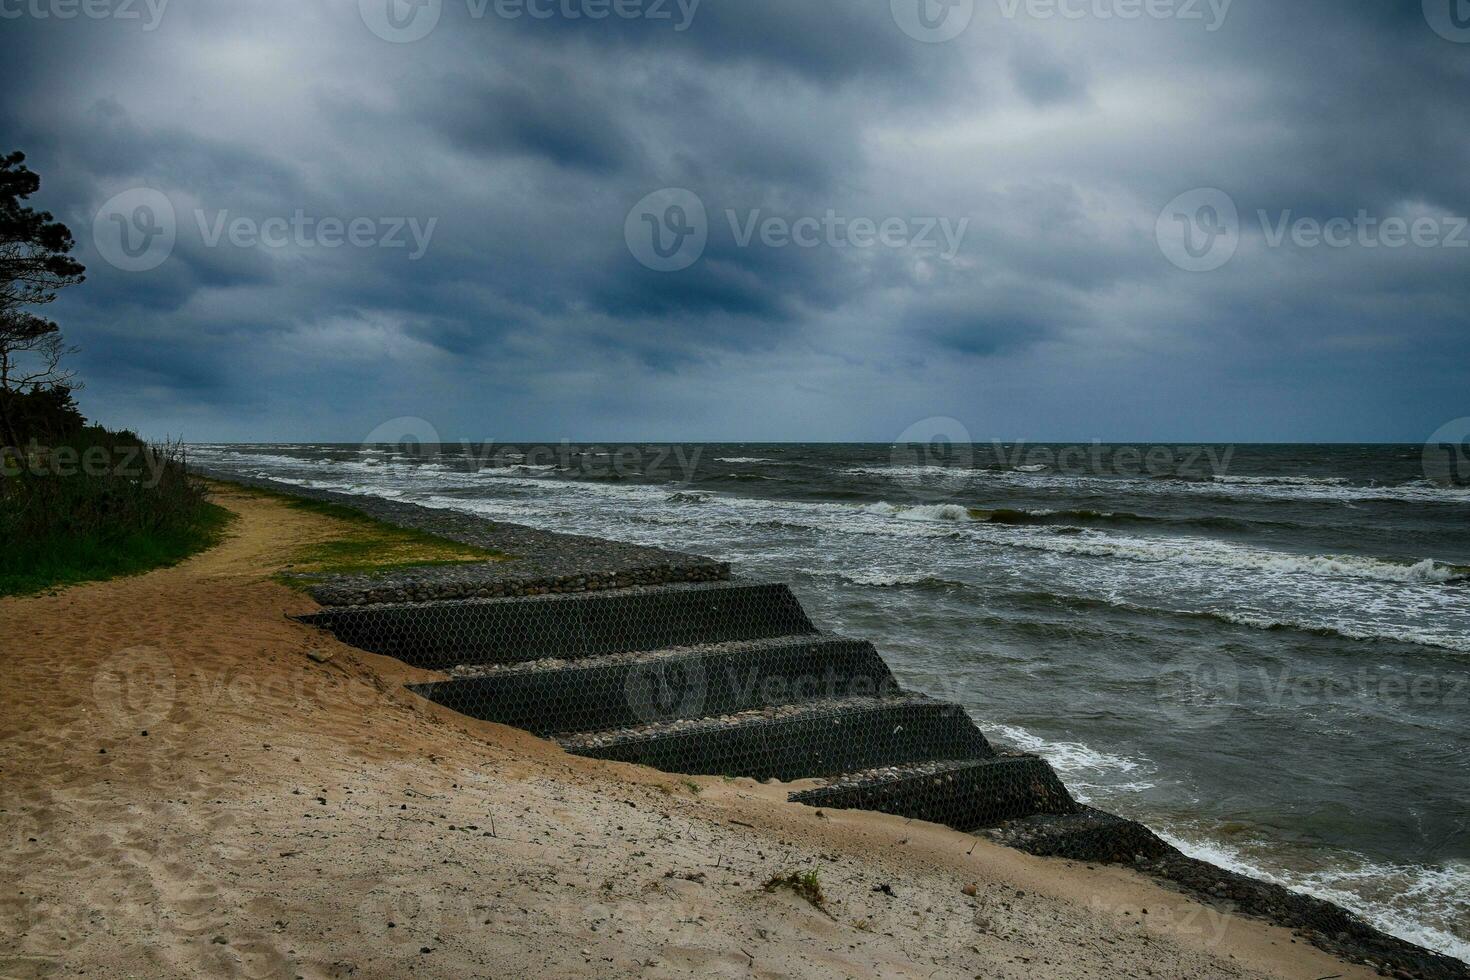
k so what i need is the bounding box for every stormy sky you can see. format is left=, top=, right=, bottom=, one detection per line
left=2, top=0, right=1467, bottom=443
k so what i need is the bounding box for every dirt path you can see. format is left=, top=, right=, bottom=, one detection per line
left=0, top=485, right=1378, bottom=979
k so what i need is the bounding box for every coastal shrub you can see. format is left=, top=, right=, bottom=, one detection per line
left=0, top=428, right=229, bottom=596
left=0, top=386, right=85, bottom=444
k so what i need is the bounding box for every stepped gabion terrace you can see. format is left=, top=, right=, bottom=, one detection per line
left=246, top=476, right=1467, bottom=980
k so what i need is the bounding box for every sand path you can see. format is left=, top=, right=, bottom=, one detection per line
left=0, top=485, right=1378, bottom=978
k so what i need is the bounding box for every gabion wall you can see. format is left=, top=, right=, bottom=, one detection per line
left=267, top=475, right=1468, bottom=980
left=299, top=578, right=1079, bottom=828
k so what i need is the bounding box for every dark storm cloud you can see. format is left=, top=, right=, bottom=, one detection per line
left=418, top=69, right=638, bottom=173
left=476, top=0, right=928, bottom=82
left=0, top=0, right=1465, bottom=440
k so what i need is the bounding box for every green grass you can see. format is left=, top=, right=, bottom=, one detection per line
left=226, top=483, right=511, bottom=587
left=763, top=869, right=829, bottom=913
left=1, top=430, right=230, bottom=598
left=0, top=500, right=234, bottom=597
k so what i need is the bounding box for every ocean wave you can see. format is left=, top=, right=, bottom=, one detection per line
left=860, top=502, right=974, bottom=522
left=1214, top=474, right=1348, bottom=486
left=1206, top=609, right=1470, bottom=653
left=842, top=460, right=1470, bottom=504
left=967, top=507, right=1301, bottom=535
left=1159, top=832, right=1470, bottom=963
left=980, top=723, right=1153, bottom=799
left=835, top=571, right=964, bottom=589
left=1007, top=590, right=1470, bottom=654
left=846, top=464, right=978, bottom=481
left=998, top=530, right=1470, bottom=587
left=714, top=457, right=776, bottom=464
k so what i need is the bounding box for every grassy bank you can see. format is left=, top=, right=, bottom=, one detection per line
left=0, top=428, right=231, bottom=596
left=218, top=482, right=508, bottom=587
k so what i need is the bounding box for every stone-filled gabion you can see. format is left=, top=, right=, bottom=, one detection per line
left=793, top=755, right=1078, bottom=830
left=297, top=581, right=816, bottom=669
left=560, top=694, right=993, bottom=782
left=249, top=471, right=1468, bottom=980
left=413, top=635, right=900, bottom=737
left=296, top=573, right=1081, bottom=823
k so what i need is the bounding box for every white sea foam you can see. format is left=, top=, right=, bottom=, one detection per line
left=1208, top=609, right=1470, bottom=653
left=983, top=723, right=1150, bottom=783
left=715, top=457, right=777, bottom=464
left=845, top=460, right=1470, bottom=504
left=1159, top=832, right=1470, bottom=963
left=859, top=501, right=974, bottom=522
left=1213, top=474, right=1348, bottom=486
left=995, top=529, right=1466, bottom=587
left=839, top=570, right=948, bottom=587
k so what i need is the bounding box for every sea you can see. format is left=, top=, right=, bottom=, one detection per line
left=189, top=440, right=1470, bottom=962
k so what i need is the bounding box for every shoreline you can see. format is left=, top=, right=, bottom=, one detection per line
left=0, top=478, right=1459, bottom=978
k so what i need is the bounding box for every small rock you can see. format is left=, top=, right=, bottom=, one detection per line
left=961, top=883, right=978, bottom=897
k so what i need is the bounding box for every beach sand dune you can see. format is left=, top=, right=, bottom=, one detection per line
left=0, top=485, right=1379, bottom=978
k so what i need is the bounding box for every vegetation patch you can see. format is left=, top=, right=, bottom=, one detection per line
left=762, top=869, right=830, bottom=914
left=1, top=432, right=232, bottom=597
left=229, top=484, right=509, bottom=587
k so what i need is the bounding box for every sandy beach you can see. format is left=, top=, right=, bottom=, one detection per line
left=0, top=484, right=1385, bottom=979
